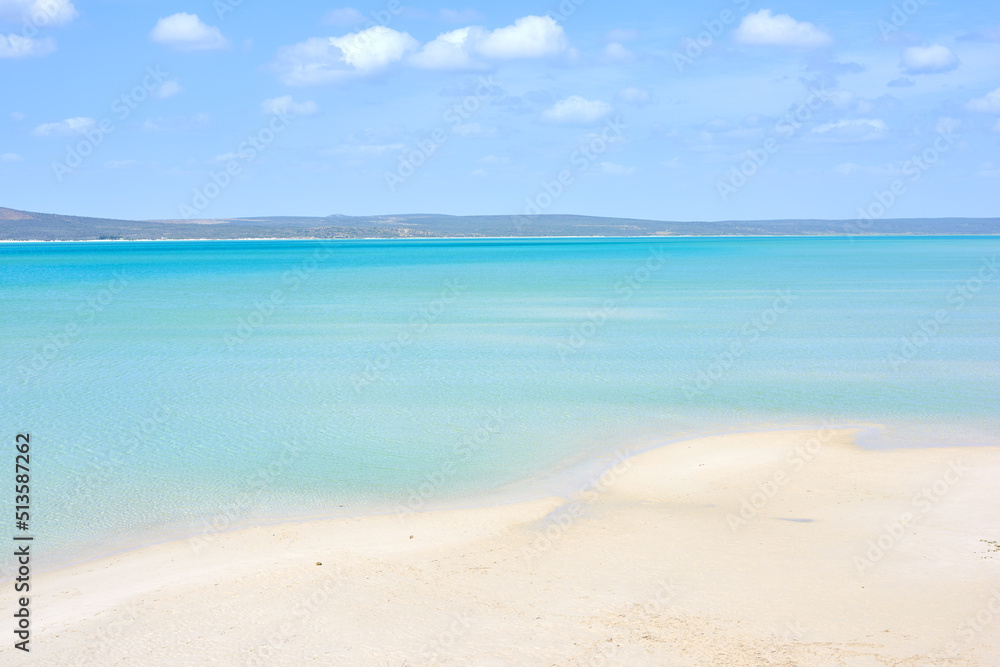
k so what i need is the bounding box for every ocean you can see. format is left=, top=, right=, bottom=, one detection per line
left=2, top=236, right=998, bottom=566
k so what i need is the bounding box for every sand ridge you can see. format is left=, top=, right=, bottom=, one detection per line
left=2, top=428, right=999, bottom=665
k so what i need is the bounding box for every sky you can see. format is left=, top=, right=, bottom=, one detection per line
left=0, top=0, right=998, bottom=221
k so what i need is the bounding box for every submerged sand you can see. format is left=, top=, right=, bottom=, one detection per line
left=4, top=429, right=999, bottom=666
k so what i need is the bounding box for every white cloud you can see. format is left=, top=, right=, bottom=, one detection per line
left=0, top=33, right=55, bottom=58
left=966, top=87, right=1000, bottom=113
left=322, top=8, right=365, bottom=25
left=600, top=162, right=634, bottom=175
left=154, top=80, right=183, bottom=99
left=31, top=116, right=95, bottom=136
left=274, top=15, right=569, bottom=83
left=901, top=44, right=959, bottom=74
left=812, top=118, right=888, bottom=141
left=477, top=15, right=566, bottom=59
left=452, top=122, right=497, bottom=138
left=734, top=10, right=832, bottom=48
left=542, top=96, right=613, bottom=125
left=260, top=95, right=318, bottom=116
left=1, top=152, right=23, bottom=162
left=994, top=119, right=1000, bottom=133
left=0, top=0, right=77, bottom=26
left=150, top=13, right=228, bottom=52
left=274, top=15, right=566, bottom=82
left=601, top=42, right=634, bottom=62
left=10, top=111, right=25, bottom=120
left=411, top=15, right=567, bottom=70
left=410, top=26, right=487, bottom=69
left=331, top=26, right=418, bottom=71
left=271, top=38, right=347, bottom=86
left=440, top=8, right=483, bottom=23
left=617, top=86, right=650, bottom=105
left=272, top=27, right=418, bottom=85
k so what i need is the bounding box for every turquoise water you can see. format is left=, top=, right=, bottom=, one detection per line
left=1, top=237, right=998, bottom=565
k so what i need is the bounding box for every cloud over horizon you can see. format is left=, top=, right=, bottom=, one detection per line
left=542, top=96, right=613, bottom=125
left=273, top=15, right=569, bottom=83
left=901, top=44, right=960, bottom=74
left=260, top=95, right=319, bottom=116
left=734, top=10, right=832, bottom=48
left=150, top=13, right=229, bottom=52
left=0, top=0, right=77, bottom=25
left=31, top=116, right=96, bottom=136
left=0, top=32, right=53, bottom=58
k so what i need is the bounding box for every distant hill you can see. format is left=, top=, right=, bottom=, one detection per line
left=1, top=206, right=998, bottom=241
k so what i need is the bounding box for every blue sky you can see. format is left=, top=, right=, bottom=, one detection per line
left=1, top=0, right=998, bottom=221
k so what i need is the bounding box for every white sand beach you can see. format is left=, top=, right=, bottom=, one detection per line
left=4, top=429, right=999, bottom=666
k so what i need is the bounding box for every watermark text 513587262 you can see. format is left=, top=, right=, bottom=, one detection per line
left=13, top=433, right=33, bottom=652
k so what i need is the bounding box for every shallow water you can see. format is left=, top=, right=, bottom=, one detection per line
left=1, top=236, right=998, bottom=565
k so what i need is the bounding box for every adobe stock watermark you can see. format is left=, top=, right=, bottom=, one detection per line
left=224, top=242, right=340, bottom=350
left=394, top=409, right=506, bottom=518
left=180, top=112, right=292, bottom=219
left=887, top=255, right=998, bottom=370
left=557, top=245, right=667, bottom=359
left=51, top=66, right=170, bottom=182
left=510, top=116, right=627, bottom=234
left=717, top=86, right=832, bottom=201
left=726, top=420, right=839, bottom=532
left=351, top=279, right=467, bottom=393
left=17, top=0, right=76, bottom=40
left=548, top=0, right=589, bottom=23
left=245, top=563, right=349, bottom=666
left=521, top=451, right=632, bottom=563
left=845, top=128, right=959, bottom=236
left=877, top=0, right=929, bottom=39
left=417, top=611, right=474, bottom=664
left=384, top=76, right=500, bottom=192
left=66, top=400, right=174, bottom=504
left=67, top=600, right=162, bottom=667
left=587, top=576, right=683, bottom=664
left=682, top=290, right=796, bottom=399
left=781, top=619, right=807, bottom=642
left=187, top=440, right=305, bottom=555
left=929, top=588, right=1000, bottom=665
left=853, top=460, right=967, bottom=574
left=672, top=0, right=751, bottom=73
left=17, top=270, right=128, bottom=383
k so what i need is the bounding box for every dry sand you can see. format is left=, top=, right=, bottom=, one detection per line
left=3, top=429, right=999, bottom=666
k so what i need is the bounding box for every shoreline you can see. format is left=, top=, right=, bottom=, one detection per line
left=17, top=418, right=998, bottom=577
left=3, top=232, right=1000, bottom=243
left=5, top=428, right=999, bottom=665
left=0, top=420, right=893, bottom=574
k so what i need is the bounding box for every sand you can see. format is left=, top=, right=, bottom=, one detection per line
left=3, top=428, right=999, bottom=666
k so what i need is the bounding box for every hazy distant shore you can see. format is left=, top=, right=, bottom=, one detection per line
left=3, top=205, right=999, bottom=241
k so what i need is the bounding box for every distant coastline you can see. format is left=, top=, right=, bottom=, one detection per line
left=4, top=234, right=1000, bottom=244
left=2, top=205, right=998, bottom=241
